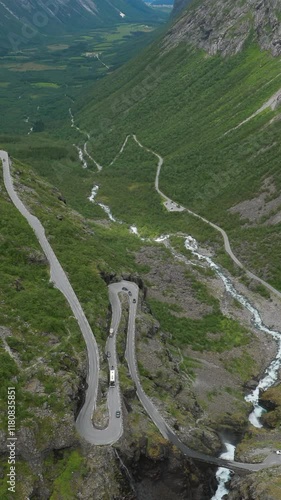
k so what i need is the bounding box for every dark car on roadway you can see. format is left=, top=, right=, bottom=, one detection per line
left=116, top=411, right=121, bottom=418
left=128, top=291, right=132, bottom=296
left=133, top=299, right=136, bottom=303
left=122, top=287, right=128, bottom=291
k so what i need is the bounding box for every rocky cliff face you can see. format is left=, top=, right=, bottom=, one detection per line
left=165, top=0, right=281, bottom=56
left=127, top=443, right=217, bottom=499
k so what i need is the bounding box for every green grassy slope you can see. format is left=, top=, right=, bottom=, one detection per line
left=0, top=154, right=138, bottom=418
left=0, top=152, right=151, bottom=497
left=67, top=35, right=281, bottom=289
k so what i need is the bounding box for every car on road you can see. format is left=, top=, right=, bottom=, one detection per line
left=133, top=299, right=136, bottom=303
left=276, top=450, right=281, bottom=455
left=128, top=291, right=132, bottom=296
left=122, top=287, right=128, bottom=291
left=115, top=411, right=121, bottom=418
left=106, top=351, right=111, bottom=358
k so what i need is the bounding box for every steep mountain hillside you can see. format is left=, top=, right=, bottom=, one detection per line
left=66, top=0, right=281, bottom=294
left=0, top=153, right=217, bottom=498
left=0, top=0, right=163, bottom=51
left=2, top=0, right=281, bottom=496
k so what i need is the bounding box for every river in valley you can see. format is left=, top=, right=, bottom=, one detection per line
left=85, top=177, right=281, bottom=497
left=183, top=235, right=281, bottom=498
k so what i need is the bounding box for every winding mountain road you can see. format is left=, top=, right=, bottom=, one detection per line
left=0, top=150, right=120, bottom=445
left=90, top=133, right=281, bottom=470
left=109, top=281, right=281, bottom=474
left=132, top=135, right=281, bottom=301
left=2, top=145, right=281, bottom=473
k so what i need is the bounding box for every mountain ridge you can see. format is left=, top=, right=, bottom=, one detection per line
left=165, top=0, right=281, bottom=56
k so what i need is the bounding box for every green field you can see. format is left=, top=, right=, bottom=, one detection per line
left=0, top=23, right=162, bottom=136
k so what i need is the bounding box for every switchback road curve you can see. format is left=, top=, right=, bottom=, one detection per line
left=2, top=150, right=281, bottom=472
left=109, top=281, right=281, bottom=474
left=0, top=150, right=121, bottom=445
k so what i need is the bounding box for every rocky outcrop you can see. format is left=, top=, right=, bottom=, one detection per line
left=227, top=466, right=281, bottom=500
left=164, top=0, right=281, bottom=56
left=260, top=384, right=281, bottom=428
left=117, top=438, right=218, bottom=499
left=100, top=270, right=147, bottom=296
